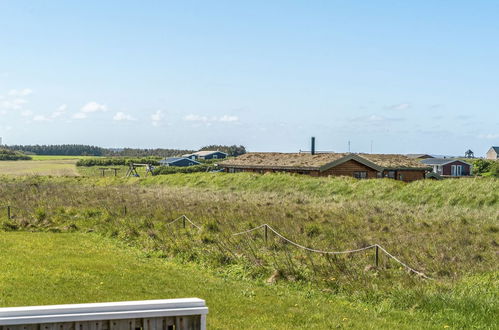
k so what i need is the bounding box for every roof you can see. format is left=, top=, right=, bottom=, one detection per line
left=187, top=150, right=228, bottom=157
left=220, top=152, right=430, bottom=171
left=359, top=154, right=431, bottom=169
left=489, top=146, right=499, bottom=154
left=406, top=154, right=434, bottom=159
left=159, top=157, right=200, bottom=164
left=421, top=158, right=471, bottom=166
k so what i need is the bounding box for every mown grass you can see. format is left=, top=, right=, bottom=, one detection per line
left=0, top=173, right=497, bottom=328
left=0, top=231, right=440, bottom=330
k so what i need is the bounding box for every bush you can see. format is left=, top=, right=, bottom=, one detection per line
left=470, top=159, right=499, bottom=177
left=153, top=164, right=213, bottom=175
left=0, top=148, right=31, bottom=161
left=76, top=157, right=161, bottom=167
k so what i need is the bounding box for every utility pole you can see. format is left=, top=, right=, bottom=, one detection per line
left=348, top=140, right=351, bottom=153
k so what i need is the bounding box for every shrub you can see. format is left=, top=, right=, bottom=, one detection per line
left=153, top=164, right=213, bottom=175
left=76, top=157, right=161, bottom=167
left=0, top=148, right=31, bottom=161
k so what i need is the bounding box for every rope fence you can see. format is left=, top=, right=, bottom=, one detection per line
left=0, top=205, right=13, bottom=219
left=0, top=206, right=430, bottom=279
left=166, top=215, right=202, bottom=230
left=173, top=215, right=431, bottom=279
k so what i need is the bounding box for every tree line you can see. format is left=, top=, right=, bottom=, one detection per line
left=7, top=144, right=105, bottom=156
left=6, top=144, right=247, bottom=157
left=199, top=145, right=246, bottom=156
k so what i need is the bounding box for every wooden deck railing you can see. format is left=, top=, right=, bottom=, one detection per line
left=0, top=299, right=208, bottom=330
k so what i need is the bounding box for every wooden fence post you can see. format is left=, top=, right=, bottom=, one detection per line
left=7, top=205, right=11, bottom=219
left=123, top=205, right=127, bottom=216
left=264, top=225, right=268, bottom=246
left=182, top=216, right=186, bottom=229
left=375, top=245, right=379, bottom=267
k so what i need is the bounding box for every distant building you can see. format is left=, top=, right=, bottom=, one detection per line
left=406, top=154, right=434, bottom=160
left=421, top=158, right=472, bottom=177
left=486, top=147, right=499, bottom=160
left=220, top=152, right=431, bottom=182
left=464, top=149, right=474, bottom=158
left=182, top=151, right=228, bottom=160
left=159, top=157, right=201, bottom=167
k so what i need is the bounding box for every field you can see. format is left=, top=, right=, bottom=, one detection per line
left=0, top=159, right=149, bottom=177
left=0, top=160, right=79, bottom=176
left=29, top=155, right=100, bottom=160
left=0, top=172, right=497, bottom=328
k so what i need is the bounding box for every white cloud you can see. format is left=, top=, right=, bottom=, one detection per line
left=478, top=133, right=499, bottom=139
left=219, top=115, right=239, bottom=122
left=51, top=104, right=67, bottom=118
left=113, top=112, right=136, bottom=121
left=151, top=110, right=164, bottom=126
left=72, top=112, right=87, bottom=119
left=21, top=110, right=34, bottom=117
left=1, top=98, right=28, bottom=110
left=81, top=101, right=108, bottom=113
left=33, top=115, right=51, bottom=122
left=387, top=103, right=411, bottom=110
left=8, top=88, right=33, bottom=96
left=184, top=114, right=209, bottom=122
left=183, top=114, right=239, bottom=123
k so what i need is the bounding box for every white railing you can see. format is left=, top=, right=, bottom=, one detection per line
left=0, top=298, right=208, bottom=330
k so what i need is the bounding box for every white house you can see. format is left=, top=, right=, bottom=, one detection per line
left=486, top=147, right=499, bottom=160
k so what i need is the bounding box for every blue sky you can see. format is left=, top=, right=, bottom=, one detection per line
left=0, top=1, right=498, bottom=155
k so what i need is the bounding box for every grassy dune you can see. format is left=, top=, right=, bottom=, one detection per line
left=0, top=173, right=497, bottom=328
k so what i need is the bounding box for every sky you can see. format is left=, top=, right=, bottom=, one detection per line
left=0, top=1, right=498, bottom=155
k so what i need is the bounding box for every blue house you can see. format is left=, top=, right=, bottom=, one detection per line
left=159, top=157, right=201, bottom=167
left=182, top=150, right=228, bottom=160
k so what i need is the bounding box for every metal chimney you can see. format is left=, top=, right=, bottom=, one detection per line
left=311, top=137, right=316, bottom=155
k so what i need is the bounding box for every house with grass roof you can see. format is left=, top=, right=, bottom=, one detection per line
left=219, top=152, right=431, bottom=182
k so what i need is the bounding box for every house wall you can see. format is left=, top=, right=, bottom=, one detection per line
left=320, top=160, right=378, bottom=178
left=383, top=169, right=427, bottom=182
left=225, top=167, right=318, bottom=176
left=486, top=149, right=498, bottom=160
left=167, top=159, right=199, bottom=167
left=202, top=152, right=227, bottom=160
left=222, top=162, right=427, bottom=181
left=442, top=161, right=471, bottom=176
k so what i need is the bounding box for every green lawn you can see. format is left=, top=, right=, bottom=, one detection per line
left=0, top=232, right=439, bottom=329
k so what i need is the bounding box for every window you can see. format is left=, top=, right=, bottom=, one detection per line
left=377, top=172, right=383, bottom=178
left=353, top=171, right=368, bottom=179
left=398, top=174, right=404, bottom=181
left=213, top=155, right=218, bottom=159
left=387, top=171, right=396, bottom=179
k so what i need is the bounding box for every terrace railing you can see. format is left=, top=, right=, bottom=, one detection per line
left=0, top=299, right=208, bottom=330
